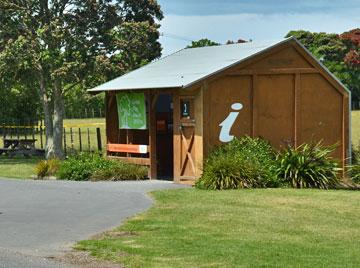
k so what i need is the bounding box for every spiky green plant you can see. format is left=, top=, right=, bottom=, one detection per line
left=35, top=158, right=60, bottom=178
left=349, top=145, right=360, bottom=184
left=196, top=136, right=279, bottom=190
left=276, top=142, right=341, bottom=189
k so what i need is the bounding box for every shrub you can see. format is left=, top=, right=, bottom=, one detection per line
left=349, top=145, right=360, bottom=184
left=350, top=165, right=360, bottom=184
left=91, top=161, right=148, bottom=181
left=57, top=153, right=114, bottom=181
left=57, top=152, right=148, bottom=181
left=196, top=136, right=279, bottom=190
left=276, top=142, right=341, bottom=189
left=35, top=159, right=60, bottom=178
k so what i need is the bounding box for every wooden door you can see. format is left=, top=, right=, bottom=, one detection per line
left=174, top=96, right=197, bottom=181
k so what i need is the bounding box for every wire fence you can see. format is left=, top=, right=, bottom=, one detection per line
left=0, top=122, right=106, bottom=157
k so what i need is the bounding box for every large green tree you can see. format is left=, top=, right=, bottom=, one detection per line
left=286, top=29, right=360, bottom=105
left=0, top=0, right=163, bottom=158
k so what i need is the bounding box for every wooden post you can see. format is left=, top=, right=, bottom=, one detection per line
left=172, top=93, right=181, bottom=181
left=96, top=127, right=102, bottom=152
left=294, top=73, right=300, bottom=147
left=24, top=124, right=27, bottom=140
left=31, top=126, right=35, bottom=141
left=63, top=128, right=67, bottom=156
left=2, top=123, right=6, bottom=140
left=87, top=128, right=91, bottom=152
left=251, top=74, right=258, bottom=137
left=2, top=124, right=6, bottom=148
left=148, top=91, right=157, bottom=179
left=16, top=126, right=19, bottom=140
left=78, top=128, right=82, bottom=152
left=70, top=127, right=74, bottom=151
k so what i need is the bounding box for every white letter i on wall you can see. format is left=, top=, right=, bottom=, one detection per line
left=219, top=103, right=243, bottom=142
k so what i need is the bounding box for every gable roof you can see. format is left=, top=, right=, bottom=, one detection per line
left=88, top=36, right=349, bottom=93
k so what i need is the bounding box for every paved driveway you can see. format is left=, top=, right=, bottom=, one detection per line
left=0, top=179, right=186, bottom=267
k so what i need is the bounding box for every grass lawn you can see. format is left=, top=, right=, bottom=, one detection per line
left=77, top=188, right=360, bottom=268
left=0, top=156, right=41, bottom=179
left=63, top=117, right=105, bottom=128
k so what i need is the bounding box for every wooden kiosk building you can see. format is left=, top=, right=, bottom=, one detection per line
left=89, top=37, right=351, bottom=183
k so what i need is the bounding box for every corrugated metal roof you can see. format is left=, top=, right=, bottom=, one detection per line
left=88, top=37, right=294, bottom=92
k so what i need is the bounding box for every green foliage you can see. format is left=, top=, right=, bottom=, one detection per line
left=64, top=86, right=104, bottom=119
left=91, top=161, right=148, bottom=181
left=0, top=84, right=40, bottom=124
left=350, top=165, right=360, bottom=184
left=57, top=153, right=147, bottom=181
left=35, top=159, right=60, bottom=178
left=57, top=153, right=114, bottom=181
left=187, top=38, right=220, bottom=48
left=349, top=145, right=360, bottom=184
left=286, top=29, right=360, bottom=103
left=0, top=1, right=164, bottom=157
left=276, top=142, right=341, bottom=189
left=196, top=137, right=278, bottom=190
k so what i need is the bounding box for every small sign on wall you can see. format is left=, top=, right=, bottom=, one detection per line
left=181, top=100, right=190, bottom=118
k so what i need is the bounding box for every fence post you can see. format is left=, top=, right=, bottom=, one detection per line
left=78, top=128, right=82, bottom=152
left=87, top=128, right=91, bottom=152
left=16, top=126, right=19, bottom=140
left=70, top=127, right=74, bottom=151
left=63, top=128, right=67, bottom=156
left=96, top=127, right=102, bottom=152
left=24, top=123, right=27, bottom=140
left=31, top=125, right=35, bottom=140
left=2, top=123, right=6, bottom=140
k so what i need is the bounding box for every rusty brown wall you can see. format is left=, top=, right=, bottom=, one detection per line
left=299, top=74, right=344, bottom=159
left=203, top=42, right=349, bottom=168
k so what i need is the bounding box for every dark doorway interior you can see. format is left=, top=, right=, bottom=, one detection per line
left=156, top=94, right=174, bottom=179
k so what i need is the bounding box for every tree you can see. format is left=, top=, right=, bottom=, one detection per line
left=187, top=38, right=250, bottom=49
left=226, top=39, right=248, bottom=44
left=0, top=0, right=163, bottom=159
left=187, top=38, right=220, bottom=48
left=286, top=29, right=360, bottom=105
left=0, top=83, right=40, bottom=124
left=340, top=29, right=360, bottom=104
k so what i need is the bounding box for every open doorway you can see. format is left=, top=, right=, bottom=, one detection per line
left=155, top=94, right=174, bottom=179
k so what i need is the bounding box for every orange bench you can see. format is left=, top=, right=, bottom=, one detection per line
left=107, top=143, right=149, bottom=154
left=107, top=143, right=150, bottom=166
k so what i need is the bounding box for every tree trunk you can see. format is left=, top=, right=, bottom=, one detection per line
left=52, top=80, right=64, bottom=159
left=39, top=71, right=55, bottom=159
left=38, top=71, right=65, bottom=159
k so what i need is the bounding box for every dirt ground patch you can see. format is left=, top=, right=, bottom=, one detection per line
left=54, top=251, right=124, bottom=268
